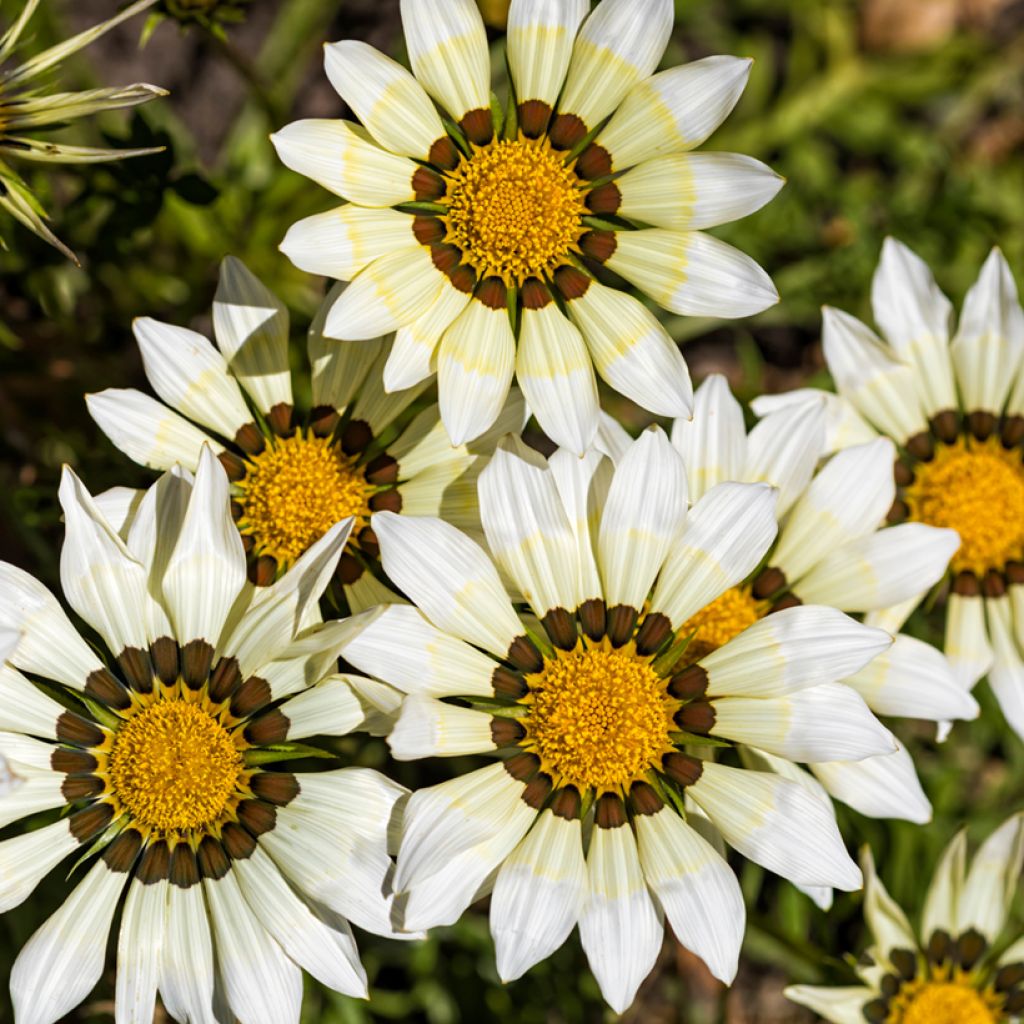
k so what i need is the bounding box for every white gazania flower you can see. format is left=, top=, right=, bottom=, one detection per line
left=757, top=241, right=1024, bottom=741
left=787, top=813, right=1024, bottom=1024
left=86, top=256, right=522, bottom=610
left=670, top=374, right=974, bottom=831
left=271, top=0, right=781, bottom=453
left=341, top=426, right=895, bottom=1012
left=0, top=447, right=407, bottom=1024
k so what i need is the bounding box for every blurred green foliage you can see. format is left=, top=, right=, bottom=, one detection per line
left=1, top=0, right=1023, bottom=1021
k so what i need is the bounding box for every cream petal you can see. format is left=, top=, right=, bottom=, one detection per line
left=614, top=152, right=783, bottom=230
left=557, top=0, right=673, bottom=131
left=92, top=486, right=145, bottom=539
left=517, top=304, right=599, bottom=455
left=784, top=986, right=872, bottom=1024
left=350, top=339, right=433, bottom=435
left=388, top=693, right=496, bottom=759
left=568, top=280, right=693, bottom=417
left=921, top=828, right=967, bottom=944
left=271, top=118, right=418, bottom=206
left=400, top=0, right=490, bottom=122
left=635, top=807, right=744, bottom=984
left=86, top=388, right=214, bottom=471
left=211, top=256, right=293, bottom=414
left=490, top=810, right=586, bottom=982
left=751, top=388, right=878, bottom=455
left=506, top=0, right=589, bottom=107
left=594, top=57, right=753, bottom=170
left=606, top=229, right=778, bottom=318
left=479, top=437, right=584, bottom=615
left=985, top=596, right=1024, bottom=742
left=811, top=745, right=931, bottom=825
left=159, top=885, right=217, bottom=1024
left=944, top=592, right=993, bottom=690
left=324, top=41, right=445, bottom=159
left=437, top=299, right=516, bottom=446
left=652, top=482, right=778, bottom=628
left=860, top=846, right=918, bottom=961
left=280, top=673, right=366, bottom=739
left=597, top=426, right=688, bottom=610
left=116, top=878, right=167, bottom=1024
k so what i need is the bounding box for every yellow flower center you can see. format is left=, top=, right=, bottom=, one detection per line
left=108, top=701, right=243, bottom=833
left=678, top=586, right=765, bottom=665
left=897, top=982, right=996, bottom=1024
left=904, top=437, right=1024, bottom=576
left=237, top=432, right=370, bottom=568
left=523, top=643, right=675, bottom=792
left=443, top=136, right=587, bottom=286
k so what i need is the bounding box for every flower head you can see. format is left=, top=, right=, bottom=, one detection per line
left=766, top=240, right=1024, bottom=742
left=86, top=256, right=522, bottom=604
left=271, top=0, right=781, bottom=453
left=0, top=0, right=165, bottom=261
left=343, top=427, right=895, bottom=1011
left=0, top=448, right=406, bottom=1024
left=787, top=814, right=1024, bottom=1024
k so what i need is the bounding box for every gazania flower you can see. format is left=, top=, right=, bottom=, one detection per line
left=765, top=241, right=1024, bottom=741
left=0, top=0, right=165, bottom=261
left=271, top=0, right=781, bottom=453
left=86, top=256, right=522, bottom=607
left=787, top=813, right=1024, bottom=1024
left=670, top=374, right=974, bottom=829
left=0, top=448, right=406, bottom=1024
left=342, top=427, right=896, bottom=1011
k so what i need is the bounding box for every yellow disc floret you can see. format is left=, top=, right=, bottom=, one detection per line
left=109, top=701, right=243, bottom=833
left=523, top=643, right=674, bottom=792
left=897, top=982, right=996, bottom=1024
left=443, top=136, right=587, bottom=285
left=678, top=586, right=765, bottom=665
left=237, top=431, right=370, bottom=568
left=904, top=437, right=1024, bottom=576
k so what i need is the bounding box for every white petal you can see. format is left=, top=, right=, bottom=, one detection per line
left=517, top=304, right=599, bottom=455
left=163, top=446, right=246, bottom=646
left=350, top=338, right=433, bottom=434
left=594, top=57, right=752, bottom=170
left=607, top=229, right=778, bottom=318
left=59, top=467, right=154, bottom=653
left=205, top=872, right=303, bottom=1024
left=271, top=118, right=418, bottom=206
left=743, top=396, right=826, bottom=516
left=773, top=438, right=896, bottom=583
left=843, top=633, right=978, bottom=721
left=945, top=592, right=993, bottom=690
left=952, top=246, right=1024, bottom=414
left=614, top=152, right=783, bottom=230
left=10, top=861, right=125, bottom=1024
left=87, top=388, right=214, bottom=471
left=438, top=299, right=516, bottom=446
left=212, top=256, right=293, bottom=414
left=134, top=317, right=253, bottom=440
left=0, top=663, right=63, bottom=739
left=479, top=437, right=584, bottom=615
left=324, top=41, right=445, bottom=159
left=159, top=885, right=217, bottom=1024
left=234, top=846, right=368, bottom=998
left=921, top=829, right=966, bottom=942
left=507, top=0, right=589, bottom=107
left=871, top=237, right=956, bottom=417
left=280, top=673, right=366, bottom=739
left=342, top=603, right=498, bottom=697
left=116, top=878, right=167, bottom=1024
left=652, top=482, right=778, bottom=628
left=597, top=426, right=688, bottom=610
left=281, top=205, right=415, bottom=282
left=986, top=596, right=1024, bottom=743
left=325, top=245, right=444, bottom=340
left=635, top=807, right=743, bottom=984
left=389, top=693, right=495, bottom=759
left=821, top=306, right=928, bottom=443
left=794, top=523, right=958, bottom=612
left=701, top=606, right=892, bottom=699
left=578, top=820, right=663, bottom=1014
left=400, top=0, right=489, bottom=122
left=92, top=486, right=145, bottom=539
left=670, top=373, right=747, bottom=502
left=812, top=744, right=931, bottom=824
left=0, top=770, right=65, bottom=830
left=711, top=682, right=896, bottom=762
left=0, top=819, right=76, bottom=914
left=751, top=389, right=879, bottom=455
left=689, top=762, right=862, bottom=890
left=568, top=280, right=692, bottom=417
left=373, top=512, right=522, bottom=657
left=784, top=986, right=872, bottom=1024
left=558, top=0, right=673, bottom=131
left=491, top=810, right=586, bottom=981
left=860, top=846, right=918, bottom=960
left=0, top=562, right=103, bottom=689
left=385, top=281, right=470, bottom=392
